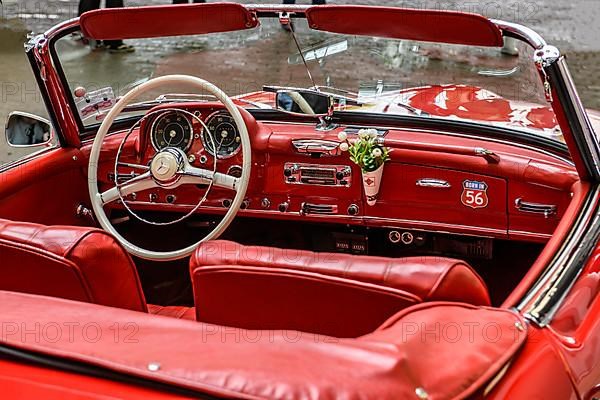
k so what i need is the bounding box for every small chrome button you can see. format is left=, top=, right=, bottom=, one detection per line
left=389, top=230, right=401, bottom=244
left=401, top=232, right=414, bottom=245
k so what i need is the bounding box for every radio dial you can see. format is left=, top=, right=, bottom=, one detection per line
left=336, top=167, right=351, bottom=181
left=284, top=164, right=298, bottom=177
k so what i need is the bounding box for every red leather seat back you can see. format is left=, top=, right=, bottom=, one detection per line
left=0, top=220, right=147, bottom=312
left=190, top=241, right=490, bottom=336
left=193, top=266, right=420, bottom=338
left=192, top=240, right=491, bottom=305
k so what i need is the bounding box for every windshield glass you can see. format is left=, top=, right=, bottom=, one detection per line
left=55, top=17, right=561, bottom=141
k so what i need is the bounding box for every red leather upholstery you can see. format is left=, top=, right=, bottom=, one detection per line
left=147, top=304, right=196, bottom=320
left=0, top=219, right=147, bottom=312
left=193, top=266, right=420, bottom=337
left=0, top=219, right=194, bottom=319
left=190, top=241, right=491, bottom=336
left=0, top=291, right=529, bottom=400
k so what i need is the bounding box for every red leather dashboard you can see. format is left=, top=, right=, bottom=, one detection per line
left=88, top=104, right=578, bottom=243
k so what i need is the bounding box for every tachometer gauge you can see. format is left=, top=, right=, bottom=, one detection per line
left=201, top=111, right=241, bottom=159
left=151, top=111, right=193, bottom=152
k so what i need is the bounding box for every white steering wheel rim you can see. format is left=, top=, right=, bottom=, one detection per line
left=88, top=75, right=251, bottom=261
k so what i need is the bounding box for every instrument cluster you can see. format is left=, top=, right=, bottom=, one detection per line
left=149, top=109, right=241, bottom=159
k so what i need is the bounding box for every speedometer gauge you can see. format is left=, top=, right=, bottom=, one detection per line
left=151, top=111, right=193, bottom=152
left=201, top=111, right=241, bottom=159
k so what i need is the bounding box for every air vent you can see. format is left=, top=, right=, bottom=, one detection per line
left=300, top=203, right=338, bottom=216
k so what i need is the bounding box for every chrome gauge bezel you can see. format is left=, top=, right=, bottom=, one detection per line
left=201, top=110, right=242, bottom=159
left=150, top=110, right=194, bottom=152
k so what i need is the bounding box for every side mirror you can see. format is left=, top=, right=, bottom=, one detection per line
left=5, top=112, right=54, bottom=147
left=275, top=89, right=333, bottom=117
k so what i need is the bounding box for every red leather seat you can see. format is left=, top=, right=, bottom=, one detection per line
left=190, top=240, right=490, bottom=337
left=0, top=219, right=194, bottom=320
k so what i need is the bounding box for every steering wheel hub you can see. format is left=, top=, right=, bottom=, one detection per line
left=150, top=148, right=183, bottom=184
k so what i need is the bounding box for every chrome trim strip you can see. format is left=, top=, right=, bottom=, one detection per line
left=553, top=58, right=600, bottom=179
left=508, top=230, right=552, bottom=240
left=520, top=185, right=600, bottom=325
left=491, top=19, right=547, bottom=50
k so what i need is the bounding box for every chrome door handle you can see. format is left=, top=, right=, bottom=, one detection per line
left=515, top=198, right=557, bottom=218
left=416, top=178, right=451, bottom=188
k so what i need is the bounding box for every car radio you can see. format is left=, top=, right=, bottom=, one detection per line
left=283, top=163, right=352, bottom=186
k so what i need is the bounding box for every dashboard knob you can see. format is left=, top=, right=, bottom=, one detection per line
left=336, top=171, right=345, bottom=181
left=241, top=199, right=250, bottom=210
left=222, top=199, right=232, bottom=208
left=284, top=168, right=293, bottom=177
left=388, top=230, right=401, bottom=244
left=401, top=232, right=415, bottom=245
left=347, top=204, right=359, bottom=216
left=278, top=202, right=289, bottom=213
left=166, top=194, right=176, bottom=204
left=261, top=198, right=271, bottom=209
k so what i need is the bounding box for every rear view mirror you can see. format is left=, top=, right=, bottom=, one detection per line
left=275, top=89, right=333, bottom=117
left=5, top=112, right=53, bottom=147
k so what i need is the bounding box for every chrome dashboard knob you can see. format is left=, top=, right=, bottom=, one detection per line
left=261, top=198, right=271, bottom=209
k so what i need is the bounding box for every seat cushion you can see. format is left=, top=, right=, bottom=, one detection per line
left=191, top=240, right=491, bottom=305
left=147, top=304, right=196, bottom=320
left=0, top=219, right=147, bottom=312
left=192, top=265, right=420, bottom=337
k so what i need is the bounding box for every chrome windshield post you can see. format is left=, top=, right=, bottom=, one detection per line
left=494, top=19, right=600, bottom=181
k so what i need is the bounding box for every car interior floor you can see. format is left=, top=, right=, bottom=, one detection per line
left=115, top=213, right=544, bottom=308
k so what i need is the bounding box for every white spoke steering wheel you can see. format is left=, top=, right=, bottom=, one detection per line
left=88, top=75, right=251, bottom=261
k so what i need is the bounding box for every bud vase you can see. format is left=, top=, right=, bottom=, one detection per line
left=362, top=165, right=384, bottom=206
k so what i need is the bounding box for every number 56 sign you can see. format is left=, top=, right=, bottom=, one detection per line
left=461, top=180, right=489, bottom=209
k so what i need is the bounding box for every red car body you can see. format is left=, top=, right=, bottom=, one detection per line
left=0, top=3, right=599, bottom=399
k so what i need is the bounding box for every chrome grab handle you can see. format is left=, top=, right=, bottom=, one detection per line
left=292, top=139, right=340, bottom=156
left=416, top=178, right=451, bottom=188
left=515, top=198, right=557, bottom=218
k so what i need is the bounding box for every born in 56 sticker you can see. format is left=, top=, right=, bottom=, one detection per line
left=461, top=180, right=489, bottom=209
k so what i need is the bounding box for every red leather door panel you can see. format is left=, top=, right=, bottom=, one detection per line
left=0, top=148, right=91, bottom=226
left=368, top=163, right=507, bottom=233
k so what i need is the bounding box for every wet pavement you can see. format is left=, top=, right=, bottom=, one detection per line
left=0, top=0, right=598, bottom=163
